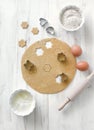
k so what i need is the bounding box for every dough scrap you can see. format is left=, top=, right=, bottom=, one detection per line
left=21, top=22, right=29, bottom=29
left=19, top=40, right=26, bottom=47
left=31, top=27, right=39, bottom=35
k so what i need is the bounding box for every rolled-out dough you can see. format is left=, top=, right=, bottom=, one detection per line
left=21, top=38, right=76, bottom=94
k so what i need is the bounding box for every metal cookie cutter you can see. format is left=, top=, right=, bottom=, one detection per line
left=39, top=18, right=55, bottom=35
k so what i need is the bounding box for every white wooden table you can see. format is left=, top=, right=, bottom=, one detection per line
left=0, top=0, right=94, bottom=130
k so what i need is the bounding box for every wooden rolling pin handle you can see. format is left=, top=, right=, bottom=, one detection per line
left=58, top=72, right=94, bottom=111
left=58, top=98, right=70, bottom=111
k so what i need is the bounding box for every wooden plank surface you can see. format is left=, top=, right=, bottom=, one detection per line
left=0, top=0, right=94, bottom=130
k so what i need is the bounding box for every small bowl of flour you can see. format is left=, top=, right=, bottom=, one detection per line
left=9, top=89, right=36, bottom=116
left=59, top=5, right=84, bottom=31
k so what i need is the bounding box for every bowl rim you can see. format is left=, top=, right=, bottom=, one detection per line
left=59, top=5, right=85, bottom=31
left=9, top=89, right=36, bottom=116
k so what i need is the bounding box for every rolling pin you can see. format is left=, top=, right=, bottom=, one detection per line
left=59, top=72, right=94, bottom=111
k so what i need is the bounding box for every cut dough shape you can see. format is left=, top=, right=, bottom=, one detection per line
left=18, top=40, right=26, bottom=47
left=21, top=22, right=29, bottom=29
left=31, top=27, right=39, bottom=35
left=21, top=38, right=76, bottom=94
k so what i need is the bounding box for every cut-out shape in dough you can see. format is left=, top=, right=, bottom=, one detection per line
left=56, top=73, right=68, bottom=84
left=56, top=75, right=62, bottom=84
left=57, top=52, right=66, bottom=62
left=45, top=42, right=52, bottom=49
left=36, top=48, right=44, bottom=56
left=24, top=60, right=36, bottom=73
left=43, top=64, right=52, bottom=72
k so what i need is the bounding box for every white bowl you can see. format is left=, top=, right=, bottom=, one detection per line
left=9, top=89, right=36, bottom=116
left=59, top=5, right=85, bottom=31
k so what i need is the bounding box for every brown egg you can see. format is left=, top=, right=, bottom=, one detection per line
left=76, top=61, right=89, bottom=71
left=71, top=45, right=82, bottom=57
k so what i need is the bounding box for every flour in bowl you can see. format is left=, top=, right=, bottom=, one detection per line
left=60, top=7, right=82, bottom=30
left=10, top=90, right=35, bottom=116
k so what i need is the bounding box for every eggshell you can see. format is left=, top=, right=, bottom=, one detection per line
left=76, top=61, right=89, bottom=71
left=71, top=45, right=82, bottom=57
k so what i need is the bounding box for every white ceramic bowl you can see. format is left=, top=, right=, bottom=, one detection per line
left=59, top=5, right=85, bottom=31
left=9, top=89, right=36, bottom=116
